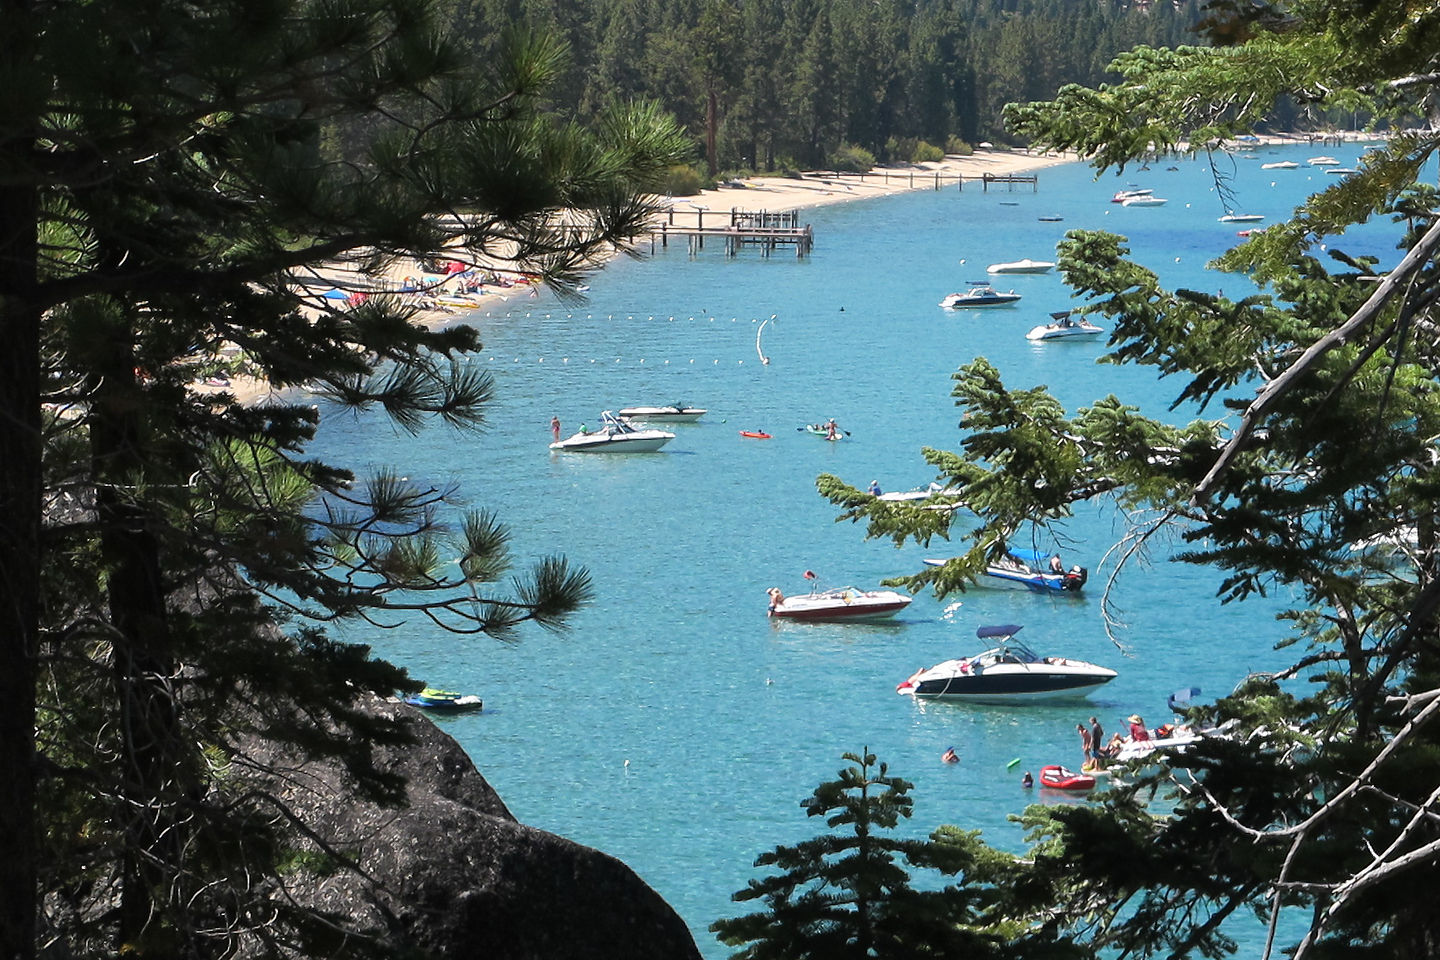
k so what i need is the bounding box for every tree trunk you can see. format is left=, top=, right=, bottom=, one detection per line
left=0, top=103, right=43, bottom=960
left=706, top=88, right=718, bottom=176
left=89, top=324, right=189, bottom=955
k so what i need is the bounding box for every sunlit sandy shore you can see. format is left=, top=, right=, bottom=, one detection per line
left=207, top=147, right=1080, bottom=406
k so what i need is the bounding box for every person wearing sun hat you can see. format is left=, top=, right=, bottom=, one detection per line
left=1127, top=714, right=1151, bottom=742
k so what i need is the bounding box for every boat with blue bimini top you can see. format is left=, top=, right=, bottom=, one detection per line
left=895, top=624, right=1116, bottom=702
left=924, top=547, right=1088, bottom=594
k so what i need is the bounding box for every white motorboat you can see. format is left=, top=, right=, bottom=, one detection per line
left=616, top=404, right=707, bottom=422
left=939, top=285, right=1022, bottom=308
left=549, top=411, right=675, bottom=452
left=1121, top=195, right=1168, bottom=207
left=1218, top=212, right=1265, bottom=223
left=1025, top=311, right=1104, bottom=341
left=1326, top=167, right=1358, bottom=175
left=1307, top=155, right=1340, bottom=166
left=766, top=583, right=912, bottom=623
left=987, top=258, right=1056, bottom=275
left=1111, top=188, right=1153, bottom=203
left=875, top=481, right=965, bottom=511
left=1261, top=160, right=1299, bottom=170
left=896, top=624, right=1116, bottom=702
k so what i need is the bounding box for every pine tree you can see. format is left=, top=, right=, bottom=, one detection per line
left=818, top=3, right=1440, bottom=957
left=1, top=0, right=690, bottom=955
left=712, top=748, right=1018, bottom=959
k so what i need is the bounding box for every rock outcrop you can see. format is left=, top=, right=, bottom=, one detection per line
left=255, top=696, right=702, bottom=960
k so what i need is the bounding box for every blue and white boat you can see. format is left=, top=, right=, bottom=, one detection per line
left=925, top=547, right=1088, bottom=593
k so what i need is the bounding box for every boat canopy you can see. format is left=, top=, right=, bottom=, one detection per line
left=1005, top=548, right=1055, bottom=568
left=975, top=624, right=1022, bottom=639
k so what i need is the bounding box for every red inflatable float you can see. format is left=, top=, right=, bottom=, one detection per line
left=1038, top=764, right=1096, bottom=791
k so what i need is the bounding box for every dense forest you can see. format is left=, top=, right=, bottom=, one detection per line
left=443, top=0, right=1210, bottom=173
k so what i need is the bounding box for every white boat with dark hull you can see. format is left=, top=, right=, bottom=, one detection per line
left=939, top=285, right=1022, bottom=308
left=766, top=584, right=912, bottom=623
left=616, top=404, right=707, bottom=422
left=896, top=624, right=1116, bottom=702
left=1218, top=212, right=1265, bottom=223
left=987, top=258, right=1056, bottom=275
left=549, top=411, right=675, bottom=452
left=1025, top=312, right=1104, bottom=341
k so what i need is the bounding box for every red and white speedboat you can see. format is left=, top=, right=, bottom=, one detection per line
left=1038, top=764, right=1096, bottom=791
left=766, top=584, right=912, bottom=623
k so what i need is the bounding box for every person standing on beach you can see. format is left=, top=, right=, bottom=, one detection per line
left=550, top=416, right=561, bottom=441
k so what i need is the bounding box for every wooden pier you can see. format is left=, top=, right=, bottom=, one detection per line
left=648, top=208, right=814, bottom=258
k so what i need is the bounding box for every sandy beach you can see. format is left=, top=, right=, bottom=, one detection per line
left=214, top=148, right=1073, bottom=405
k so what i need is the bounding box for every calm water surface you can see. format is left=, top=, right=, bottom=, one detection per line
left=310, top=143, right=1405, bottom=954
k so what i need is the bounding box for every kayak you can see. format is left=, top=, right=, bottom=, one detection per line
left=739, top=430, right=772, bottom=439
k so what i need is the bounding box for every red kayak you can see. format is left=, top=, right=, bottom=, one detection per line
left=1038, top=764, right=1095, bottom=791
left=739, top=430, right=772, bottom=439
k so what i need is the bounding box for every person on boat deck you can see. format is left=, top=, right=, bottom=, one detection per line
left=1089, top=716, right=1105, bottom=759
left=941, top=746, right=959, bottom=764
left=1050, top=553, right=1065, bottom=574
left=1127, top=714, right=1151, bottom=742
left=550, top=416, right=561, bottom=441
left=868, top=480, right=882, bottom=495
left=766, top=587, right=785, bottom=614
left=1076, top=723, right=1092, bottom=764
left=1021, top=771, right=1034, bottom=788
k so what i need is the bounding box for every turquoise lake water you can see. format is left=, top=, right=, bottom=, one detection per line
left=309, top=142, right=1405, bottom=954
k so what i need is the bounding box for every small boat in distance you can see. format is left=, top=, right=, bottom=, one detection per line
left=617, top=403, right=706, bottom=421
left=1261, top=160, right=1300, bottom=170
left=987, top=258, right=1056, bottom=275
left=1308, top=155, right=1340, bottom=166
left=404, top=687, right=484, bottom=712
left=1121, top=195, right=1168, bottom=207
left=939, top=285, right=1022, bottom=308
left=767, top=577, right=912, bottom=623
left=1218, top=212, right=1265, bottom=223
left=895, top=624, right=1116, bottom=702
left=1025, top=311, right=1104, bottom=341
left=1111, top=188, right=1153, bottom=203
left=739, top=429, right=772, bottom=439
left=1326, top=167, right=1359, bottom=175
left=550, top=410, right=675, bottom=453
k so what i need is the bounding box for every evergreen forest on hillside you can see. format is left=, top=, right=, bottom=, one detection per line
left=442, top=0, right=1211, bottom=172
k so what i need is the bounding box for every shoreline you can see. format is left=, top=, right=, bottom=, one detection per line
left=216, top=131, right=1382, bottom=406
left=217, top=148, right=1075, bottom=405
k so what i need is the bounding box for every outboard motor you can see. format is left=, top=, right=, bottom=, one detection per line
left=1063, top=566, right=1088, bottom=591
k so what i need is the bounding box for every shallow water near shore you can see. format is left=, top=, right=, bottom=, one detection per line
left=310, top=142, right=1410, bottom=955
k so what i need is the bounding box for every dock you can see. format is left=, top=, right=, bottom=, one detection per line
left=647, top=208, right=814, bottom=257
